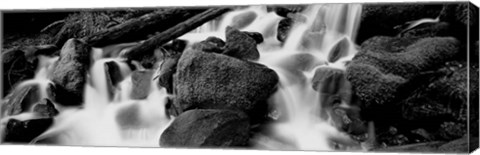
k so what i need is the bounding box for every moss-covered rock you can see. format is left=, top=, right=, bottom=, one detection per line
left=347, top=36, right=466, bottom=145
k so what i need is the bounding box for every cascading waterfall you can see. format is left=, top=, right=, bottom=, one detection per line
left=2, top=3, right=364, bottom=150
left=181, top=4, right=364, bottom=150
left=0, top=55, right=58, bottom=122
left=30, top=55, right=173, bottom=146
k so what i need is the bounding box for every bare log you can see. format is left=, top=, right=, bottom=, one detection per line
left=81, top=8, right=206, bottom=47
left=124, top=8, right=231, bottom=61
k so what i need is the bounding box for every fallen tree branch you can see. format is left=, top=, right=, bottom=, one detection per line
left=82, top=8, right=206, bottom=47
left=124, top=7, right=231, bottom=61
left=40, top=20, right=65, bottom=34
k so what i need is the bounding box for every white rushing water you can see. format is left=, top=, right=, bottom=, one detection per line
left=29, top=56, right=173, bottom=146
left=181, top=4, right=363, bottom=150
left=2, top=4, right=364, bottom=150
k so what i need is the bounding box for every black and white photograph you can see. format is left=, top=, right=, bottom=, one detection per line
left=0, top=0, right=479, bottom=154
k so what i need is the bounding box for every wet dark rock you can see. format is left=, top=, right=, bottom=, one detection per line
left=1, top=85, right=41, bottom=117
left=347, top=37, right=460, bottom=107
left=130, top=70, right=154, bottom=100
left=2, top=49, right=36, bottom=97
left=357, top=3, right=444, bottom=44
left=277, top=14, right=307, bottom=43
left=104, top=61, right=124, bottom=100
left=174, top=49, right=278, bottom=120
left=160, top=109, right=250, bottom=147
left=277, top=18, right=293, bottom=42
left=348, top=36, right=467, bottom=146
left=223, top=26, right=260, bottom=60
left=32, top=98, right=58, bottom=118
left=328, top=37, right=350, bottom=63
left=2, top=118, right=54, bottom=143
left=231, top=11, right=257, bottom=30
left=49, top=38, right=91, bottom=106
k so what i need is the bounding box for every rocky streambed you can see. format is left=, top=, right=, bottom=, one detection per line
left=1, top=2, right=479, bottom=153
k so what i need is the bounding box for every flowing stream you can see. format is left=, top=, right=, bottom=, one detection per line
left=2, top=4, right=364, bottom=150
left=181, top=4, right=363, bottom=150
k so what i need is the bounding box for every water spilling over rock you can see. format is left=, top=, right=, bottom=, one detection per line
left=0, top=4, right=365, bottom=150
left=3, top=2, right=475, bottom=153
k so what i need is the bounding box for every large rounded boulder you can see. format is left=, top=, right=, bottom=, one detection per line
left=173, top=48, right=279, bottom=121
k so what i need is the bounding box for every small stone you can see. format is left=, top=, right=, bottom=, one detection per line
left=104, top=61, right=124, bottom=100
left=328, top=38, right=350, bottom=63
left=277, top=18, right=293, bottom=42
left=130, top=70, right=154, bottom=99
left=223, top=26, right=260, bottom=60
left=32, top=98, right=59, bottom=118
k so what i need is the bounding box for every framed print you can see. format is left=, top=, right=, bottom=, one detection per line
left=1, top=1, right=479, bottom=154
